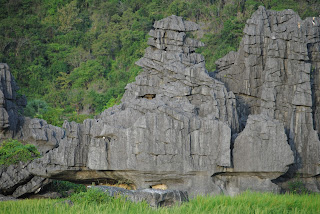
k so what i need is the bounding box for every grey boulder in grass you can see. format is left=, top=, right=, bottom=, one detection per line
left=92, top=186, right=188, bottom=207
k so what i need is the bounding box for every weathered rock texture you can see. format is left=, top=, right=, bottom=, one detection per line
left=0, top=16, right=240, bottom=197
left=1, top=9, right=320, bottom=198
left=212, top=114, right=294, bottom=196
left=0, top=194, right=17, bottom=201
left=0, top=63, right=64, bottom=198
left=93, top=186, right=188, bottom=207
left=0, top=161, right=50, bottom=197
left=0, top=63, right=26, bottom=135
left=25, top=15, right=240, bottom=197
left=233, top=114, right=293, bottom=175
left=215, top=6, right=320, bottom=177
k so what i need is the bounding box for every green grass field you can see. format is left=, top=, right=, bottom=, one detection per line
left=1, top=191, right=319, bottom=214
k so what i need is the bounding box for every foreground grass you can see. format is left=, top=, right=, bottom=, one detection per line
left=1, top=191, right=319, bottom=214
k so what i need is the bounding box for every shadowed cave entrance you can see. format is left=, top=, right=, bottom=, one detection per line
left=49, top=170, right=137, bottom=190
left=140, top=94, right=156, bottom=100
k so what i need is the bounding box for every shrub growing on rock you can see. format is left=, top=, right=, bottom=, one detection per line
left=69, top=188, right=113, bottom=204
left=0, top=139, right=40, bottom=166
left=46, top=180, right=87, bottom=197
left=288, top=180, right=310, bottom=195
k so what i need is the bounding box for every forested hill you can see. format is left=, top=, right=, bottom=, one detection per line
left=1, top=0, right=319, bottom=126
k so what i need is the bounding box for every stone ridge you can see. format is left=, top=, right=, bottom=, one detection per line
left=215, top=6, right=320, bottom=178
left=153, top=15, right=200, bottom=32
left=0, top=16, right=240, bottom=197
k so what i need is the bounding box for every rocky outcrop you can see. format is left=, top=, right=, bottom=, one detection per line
left=0, top=161, right=50, bottom=197
left=215, top=6, right=320, bottom=178
left=233, top=114, right=293, bottom=175
left=25, top=15, right=239, bottom=197
left=93, top=186, right=188, bottom=207
left=1, top=9, right=320, bottom=198
left=0, top=63, right=26, bottom=135
left=0, top=64, right=62, bottom=197
left=212, top=114, right=294, bottom=195
left=0, top=16, right=240, bottom=197
left=0, top=194, right=17, bottom=201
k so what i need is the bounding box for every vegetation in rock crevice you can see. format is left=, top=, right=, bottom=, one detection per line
left=45, top=180, right=87, bottom=197
left=0, top=139, right=41, bottom=166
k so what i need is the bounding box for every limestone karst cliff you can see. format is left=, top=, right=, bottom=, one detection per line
left=0, top=7, right=319, bottom=198
left=214, top=6, right=320, bottom=193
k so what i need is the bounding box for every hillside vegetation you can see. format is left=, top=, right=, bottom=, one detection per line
left=1, top=0, right=319, bottom=126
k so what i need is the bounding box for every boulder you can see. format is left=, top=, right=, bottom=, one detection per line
left=93, top=186, right=188, bottom=207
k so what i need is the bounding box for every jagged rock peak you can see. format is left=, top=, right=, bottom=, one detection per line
left=130, top=16, right=239, bottom=131
left=153, top=15, right=200, bottom=32
left=145, top=16, right=204, bottom=53
left=2, top=14, right=237, bottom=197
left=215, top=6, right=320, bottom=177
left=25, top=15, right=240, bottom=197
left=0, top=63, right=26, bottom=134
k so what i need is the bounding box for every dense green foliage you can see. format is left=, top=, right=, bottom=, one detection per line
left=45, top=180, right=87, bottom=197
left=1, top=191, right=320, bottom=213
left=1, top=0, right=319, bottom=126
left=0, top=139, right=40, bottom=166
left=69, top=188, right=113, bottom=204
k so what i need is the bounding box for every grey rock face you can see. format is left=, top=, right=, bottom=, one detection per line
left=93, top=186, right=188, bottom=207
left=12, top=176, right=50, bottom=198
left=0, top=63, right=25, bottom=134
left=0, top=194, right=17, bottom=201
left=0, top=162, right=32, bottom=195
left=233, top=114, right=294, bottom=176
left=153, top=15, right=200, bottom=32
left=0, top=118, right=63, bottom=198
left=0, top=64, right=63, bottom=198
left=213, top=175, right=281, bottom=196
left=26, top=15, right=239, bottom=197
left=0, top=161, right=50, bottom=198
left=0, top=16, right=240, bottom=198
left=18, top=118, right=65, bottom=154
left=212, top=114, right=294, bottom=195
left=215, top=6, right=320, bottom=177
left=0, top=64, right=63, bottom=154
